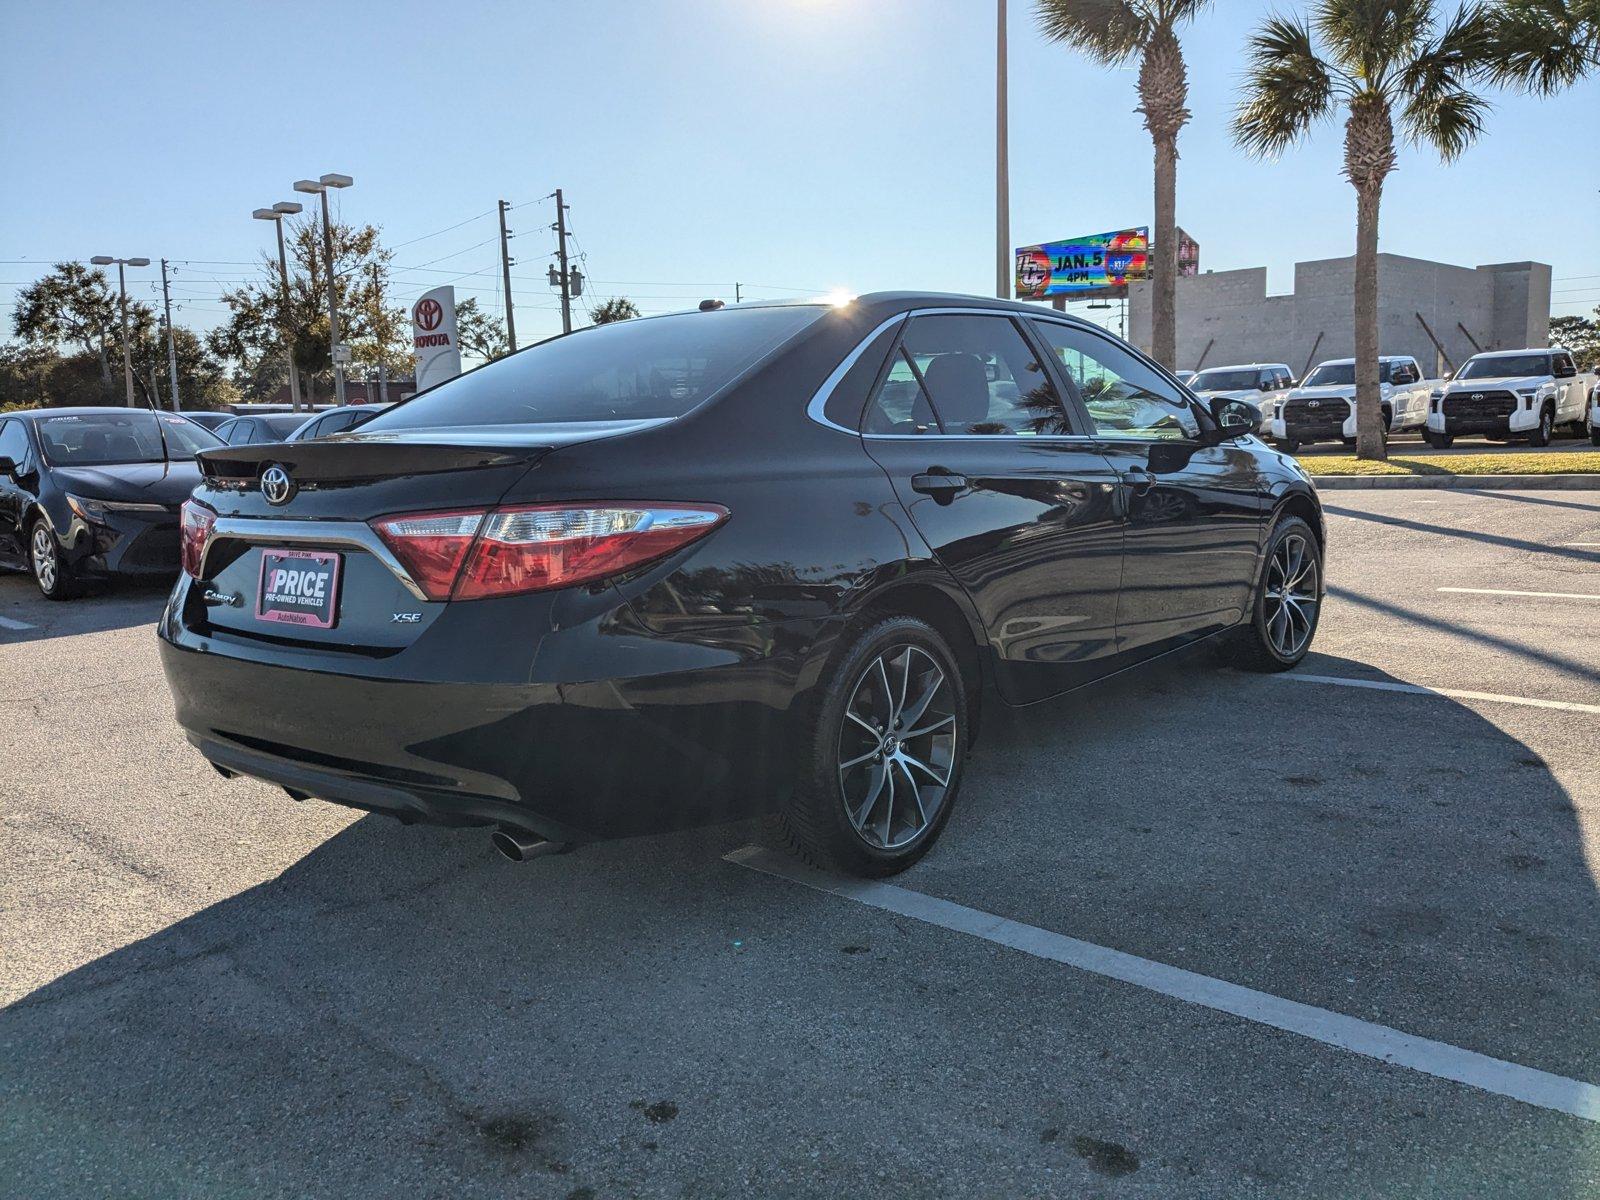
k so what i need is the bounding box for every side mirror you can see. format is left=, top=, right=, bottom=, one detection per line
left=1211, top=397, right=1261, bottom=438
left=1259, top=380, right=1273, bottom=392
left=0, top=455, right=14, bottom=478
left=1554, top=363, right=1576, bottom=379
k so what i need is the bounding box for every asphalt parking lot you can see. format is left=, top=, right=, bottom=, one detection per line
left=2, top=488, right=1598, bottom=1199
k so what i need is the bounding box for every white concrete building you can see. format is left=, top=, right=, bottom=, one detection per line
left=1126, top=253, right=1551, bottom=377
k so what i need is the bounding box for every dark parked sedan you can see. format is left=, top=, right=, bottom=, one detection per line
left=1, top=408, right=222, bottom=599
left=159, top=293, right=1323, bottom=875
left=285, top=403, right=391, bottom=441
left=212, top=412, right=312, bottom=446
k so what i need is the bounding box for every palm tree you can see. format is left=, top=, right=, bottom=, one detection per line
left=1036, top=0, right=1212, bottom=370
left=1479, top=0, right=1598, bottom=93
left=1234, top=1, right=1489, bottom=460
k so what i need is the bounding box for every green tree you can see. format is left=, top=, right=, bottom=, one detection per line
left=455, top=296, right=510, bottom=362
left=588, top=296, right=641, bottom=325
left=11, top=262, right=142, bottom=395
left=212, top=216, right=401, bottom=403
left=1035, top=0, right=1213, bottom=369
left=1234, top=1, right=1490, bottom=461
left=1551, top=306, right=1600, bottom=367
left=1479, top=0, right=1598, bottom=93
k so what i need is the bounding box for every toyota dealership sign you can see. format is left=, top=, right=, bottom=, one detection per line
left=411, top=285, right=462, bottom=390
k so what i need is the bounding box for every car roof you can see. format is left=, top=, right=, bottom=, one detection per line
left=1313, top=356, right=1414, bottom=366
left=1195, top=362, right=1290, bottom=371
left=10, top=406, right=172, bottom=421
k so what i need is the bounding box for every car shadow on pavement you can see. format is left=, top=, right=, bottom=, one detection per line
left=0, top=575, right=170, bottom=644
left=1, top=651, right=1595, bottom=1197
left=1320, top=504, right=1600, bottom=565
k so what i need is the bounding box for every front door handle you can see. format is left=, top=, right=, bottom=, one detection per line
left=911, top=471, right=968, bottom=497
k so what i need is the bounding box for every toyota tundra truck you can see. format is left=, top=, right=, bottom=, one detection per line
left=1270, top=355, right=1436, bottom=452
left=1426, top=347, right=1597, bottom=448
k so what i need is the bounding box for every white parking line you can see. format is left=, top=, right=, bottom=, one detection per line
left=1564, top=542, right=1600, bottom=547
left=1438, top=586, right=1600, bottom=601
left=0, top=614, right=36, bottom=631
left=1281, top=673, right=1600, bottom=715
left=726, top=846, right=1600, bottom=1123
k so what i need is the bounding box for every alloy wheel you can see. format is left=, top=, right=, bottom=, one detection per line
left=837, top=644, right=957, bottom=851
left=1263, top=533, right=1319, bottom=659
left=31, top=525, right=58, bottom=593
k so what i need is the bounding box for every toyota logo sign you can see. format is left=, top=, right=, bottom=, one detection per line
left=260, top=465, right=295, bottom=506
left=414, top=298, right=443, bottom=331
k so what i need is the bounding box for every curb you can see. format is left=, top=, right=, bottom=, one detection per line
left=1309, top=473, right=1599, bottom=491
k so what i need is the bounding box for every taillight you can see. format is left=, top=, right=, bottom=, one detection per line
left=370, top=504, right=727, bottom=602
left=370, top=510, right=485, bottom=601
left=180, top=500, right=215, bottom=578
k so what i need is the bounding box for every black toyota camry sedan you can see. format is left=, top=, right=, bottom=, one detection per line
left=159, top=293, right=1324, bottom=875
left=0, top=407, right=223, bottom=599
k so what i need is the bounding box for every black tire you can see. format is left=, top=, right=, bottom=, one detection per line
left=1589, top=424, right=1600, bottom=447
left=1425, top=431, right=1454, bottom=449
left=1341, top=437, right=1357, bottom=449
left=1528, top=406, right=1553, bottom=447
left=776, top=615, right=968, bottom=877
left=1275, top=437, right=1300, bottom=454
left=1227, top=516, right=1322, bottom=673
left=29, top=518, right=79, bottom=601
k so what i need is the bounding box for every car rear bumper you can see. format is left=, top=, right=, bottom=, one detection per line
left=158, top=602, right=843, bottom=842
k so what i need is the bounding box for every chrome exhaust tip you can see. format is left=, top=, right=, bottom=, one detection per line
left=491, top=829, right=570, bottom=862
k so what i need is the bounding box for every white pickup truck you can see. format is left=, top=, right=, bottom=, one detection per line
left=1269, top=355, right=1437, bottom=452
left=1427, top=347, right=1598, bottom=448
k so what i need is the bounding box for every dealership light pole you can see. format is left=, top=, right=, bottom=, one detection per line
left=996, top=0, right=1010, bottom=300
left=293, top=173, right=353, bottom=405
left=253, top=202, right=306, bottom=411
left=89, top=255, right=150, bottom=407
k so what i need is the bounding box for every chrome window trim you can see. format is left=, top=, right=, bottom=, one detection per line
left=805, top=313, right=909, bottom=434
left=199, top=516, right=428, bottom=602
left=807, top=305, right=1109, bottom=439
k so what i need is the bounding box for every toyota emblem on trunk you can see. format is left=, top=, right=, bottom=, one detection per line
left=261, top=465, right=295, bottom=505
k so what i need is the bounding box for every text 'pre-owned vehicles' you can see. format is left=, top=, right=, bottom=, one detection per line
left=1187, top=363, right=1295, bottom=432
left=1427, top=347, right=1597, bottom=447
left=159, top=294, right=1324, bottom=876
left=1271, top=355, right=1435, bottom=451
left=0, top=408, right=223, bottom=599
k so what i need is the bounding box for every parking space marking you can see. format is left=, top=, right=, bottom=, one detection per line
left=726, top=846, right=1600, bottom=1123
left=0, top=614, right=36, bottom=631
left=1282, top=673, right=1600, bottom=714
left=1437, top=587, right=1600, bottom=601
left=1564, top=542, right=1600, bottom=547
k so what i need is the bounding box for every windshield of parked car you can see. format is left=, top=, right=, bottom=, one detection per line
left=35, top=412, right=223, bottom=466
left=1190, top=369, right=1261, bottom=392
left=1302, top=361, right=1402, bottom=387
left=1457, top=353, right=1551, bottom=380
left=360, top=306, right=824, bottom=431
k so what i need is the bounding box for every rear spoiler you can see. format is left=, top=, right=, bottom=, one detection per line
left=197, top=440, right=548, bottom=486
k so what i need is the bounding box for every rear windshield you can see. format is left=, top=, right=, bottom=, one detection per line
left=362, top=306, right=823, bottom=431
left=1458, top=353, right=1550, bottom=380
left=1190, top=369, right=1261, bottom=392
left=36, top=412, right=222, bottom=466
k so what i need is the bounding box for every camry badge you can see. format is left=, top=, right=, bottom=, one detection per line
left=260, top=465, right=295, bottom=506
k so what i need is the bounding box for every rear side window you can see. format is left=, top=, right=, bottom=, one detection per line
left=864, top=313, right=1070, bottom=436
left=823, top=322, right=901, bottom=430
left=363, top=306, right=823, bottom=431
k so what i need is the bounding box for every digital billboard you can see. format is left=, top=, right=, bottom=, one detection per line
left=1014, top=227, right=1149, bottom=300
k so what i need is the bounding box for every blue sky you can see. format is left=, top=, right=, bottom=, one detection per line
left=4, top=0, right=1597, bottom=349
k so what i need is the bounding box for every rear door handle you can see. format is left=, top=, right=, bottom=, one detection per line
left=1120, top=467, right=1155, bottom=495
left=910, top=471, right=968, bottom=497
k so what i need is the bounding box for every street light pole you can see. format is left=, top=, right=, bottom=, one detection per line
left=294, top=173, right=354, bottom=405
left=90, top=255, right=150, bottom=407
left=255, top=203, right=306, bottom=411
left=996, top=0, right=1010, bottom=300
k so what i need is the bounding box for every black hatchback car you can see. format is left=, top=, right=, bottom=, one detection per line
left=159, top=294, right=1324, bottom=875
left=0, top=407, right=222, bottom=599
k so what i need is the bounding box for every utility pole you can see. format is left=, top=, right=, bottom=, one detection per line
left=553, top=188, right=572, bottom=335
left=995, top=0, right=1010, bottom=300
left=735, top=282, right=742, bottom=304
left=498, top=199, right=518, bottom=352
left=369, top=260, right=389, bottom=404
left=160, top=259, right=180, bottom=410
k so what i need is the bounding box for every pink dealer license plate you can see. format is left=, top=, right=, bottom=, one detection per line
left=256, top=549, right=342, bottom=629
